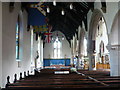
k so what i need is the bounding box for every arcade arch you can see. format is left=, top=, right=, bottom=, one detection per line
left=88, top=9, right=109, bottom=70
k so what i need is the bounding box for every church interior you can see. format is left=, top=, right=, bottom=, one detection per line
left=0, top=0, right=120, bottom=89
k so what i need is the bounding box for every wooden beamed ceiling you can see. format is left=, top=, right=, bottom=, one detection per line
left=22, top=2, right=94, bottom=43
left=46, top=2, right=94, bottom=42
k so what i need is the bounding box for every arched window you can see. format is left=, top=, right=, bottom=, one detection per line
left=16, top=15, right=20, bottom=59
left=54, top=37, right=61, bottom=58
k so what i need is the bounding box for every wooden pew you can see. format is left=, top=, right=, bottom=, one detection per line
left=5, top=69, right=120, bottom=90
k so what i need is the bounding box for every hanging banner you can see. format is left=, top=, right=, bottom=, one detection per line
left=33, top=25, right=48, bottom=33
left=28, top=2, right=47, bottom=26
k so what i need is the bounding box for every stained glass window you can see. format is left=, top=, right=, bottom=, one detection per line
left=16, top=16, right=20, bottom=59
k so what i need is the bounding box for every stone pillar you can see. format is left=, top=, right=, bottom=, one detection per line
left=72, top=36, right=75, bottom=65
left=77, top=38, right=85, bottom=69
left=37, top=36, right=40, bottom=68
left=77, top=40, right=80, bottom=69
left=88, top=49, right=94, bottom=71
left=107, top=45, right=120, bottom=76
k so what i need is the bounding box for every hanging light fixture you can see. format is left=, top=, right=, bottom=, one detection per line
left=53, top=0, right=56, bottom=6
left=47, top=6, right=50, bottom=13
left=61, top=9, right=65, bottom=15
left=70, top=3, right=73, bottom=10
left=62, top=36, right=64, bottom=40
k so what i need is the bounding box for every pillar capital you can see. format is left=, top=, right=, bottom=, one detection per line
left=106, top=44, right=120, bottom=51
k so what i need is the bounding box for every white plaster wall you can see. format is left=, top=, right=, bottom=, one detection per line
left=61, top=37, right=71, bottom=58
left=32, top=34, right=38, bottom=67
left=21, top=10, right=31, bottom=72
left=43, top=31, right=71, bottom=59
left=0, top=1, right=2, bottom=88
left=2, top=2, right=31, bottom=88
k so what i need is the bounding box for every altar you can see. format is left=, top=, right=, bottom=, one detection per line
left=43, top=58, right=71, bottom=68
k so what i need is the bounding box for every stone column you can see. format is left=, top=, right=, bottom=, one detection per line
left=72, top=36, right=75, bottom=65
left=70, top=40, right=74, bottom=65
left=107, top=45, right=120, bottom=76
left=77, top=40, right=80, bottom=69
left=87, top=37, right=94, bottom=71
left=88, top=53, right=93, bottom=70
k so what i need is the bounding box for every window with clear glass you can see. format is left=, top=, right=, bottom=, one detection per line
left=54, top=38, right=61, bottom=58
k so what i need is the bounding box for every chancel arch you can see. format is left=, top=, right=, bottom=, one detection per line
left=88, top=9, right=109, bottom=70
left=43, top=31, right=71, bottom=67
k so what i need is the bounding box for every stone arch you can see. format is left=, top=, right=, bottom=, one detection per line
left=88, top=9, right=108, bottom=42
left=109, top=10, right=120, bottom=45
left=108, top=10, right=120, bottom=76
left=88, top=9, right=109, bottom=70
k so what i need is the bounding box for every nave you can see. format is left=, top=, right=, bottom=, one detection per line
left=0, top=1, right=120, bottom=89
left=4, top=68, right=120, bottom=90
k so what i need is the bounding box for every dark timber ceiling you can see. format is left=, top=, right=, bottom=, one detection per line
left=46, top=2, right=94, bottom=41
left=21, top=2, right=94, bottom=43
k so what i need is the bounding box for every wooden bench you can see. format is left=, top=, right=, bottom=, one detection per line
left=5, top=69, right=120, bottom=90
